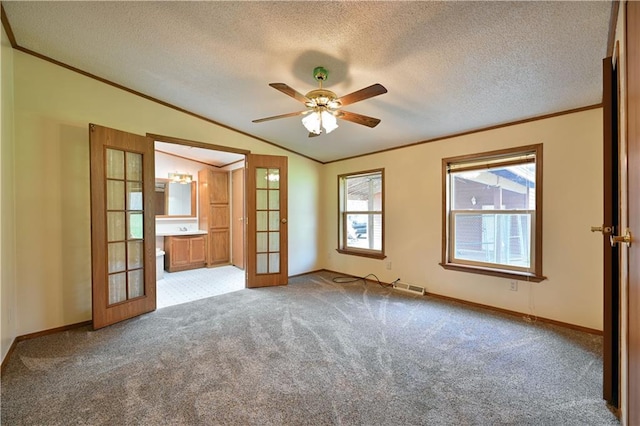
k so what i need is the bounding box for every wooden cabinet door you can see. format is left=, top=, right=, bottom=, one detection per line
left=170, top=237, right=190, bottom=267
left=210, top=229, right=230, bottom=264
left=210, top=204, right=230, bottom=228
left=166, top=235, right=206, bottom=271
left=190, top=236, right=206, bottom=264
left=209, top=171, right=229, bottom=204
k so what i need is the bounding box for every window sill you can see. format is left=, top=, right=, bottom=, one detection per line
left=439, top=263, right=546, bottom=282
left=336, top=249, right=387, bottom=260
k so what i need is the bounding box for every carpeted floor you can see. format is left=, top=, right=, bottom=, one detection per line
left=1, top=272, right=619, bottom=425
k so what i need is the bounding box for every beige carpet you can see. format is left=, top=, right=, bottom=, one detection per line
left=1, top=271, right=619, bottom=425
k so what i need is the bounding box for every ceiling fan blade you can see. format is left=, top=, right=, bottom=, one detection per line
left=269, top=83, right=310, bottom=104
left=337, top=110, right=381, bottom=128
left=252, top=110, right=308, bottom=123
left=337, top=83, right=387, bottom=107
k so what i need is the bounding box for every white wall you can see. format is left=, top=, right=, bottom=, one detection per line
left=1, top=26, right=17, bottom=362
left=12, top=51, right=322, bottom=336
left=154, top=150, right=213, bottom=237
left=322, top=108, right=603, bottom=330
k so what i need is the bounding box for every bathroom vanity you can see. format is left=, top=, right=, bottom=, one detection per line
left=163, top=232, right=207, bottom=272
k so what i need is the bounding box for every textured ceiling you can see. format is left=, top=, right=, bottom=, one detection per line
left=155, top=141, right=244, bottom=168
left=3, top=1, right=612, bottom=163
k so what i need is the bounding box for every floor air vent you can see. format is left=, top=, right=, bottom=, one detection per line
left=393, top=281, right=425, bottom=296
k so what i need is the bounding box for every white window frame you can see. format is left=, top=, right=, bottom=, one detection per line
left=337, top=169, right=385, bottom=259
left=441, top=144, right=545, bottom=282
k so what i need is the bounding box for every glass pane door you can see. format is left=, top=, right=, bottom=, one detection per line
left=106, top=148, right=145, bottom=305
left=90, top=124, right=156, bottom=329
left=255, top=167, right=280, bottom=274
left=246, top=154, right=287, bottom=288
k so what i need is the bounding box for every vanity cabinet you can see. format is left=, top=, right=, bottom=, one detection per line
left=164, top=235, right=207, bottom=272
left=199, top=169, right=230, bottom=266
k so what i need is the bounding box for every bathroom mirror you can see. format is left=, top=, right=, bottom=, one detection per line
left=155, top=179, right=196, bottom=217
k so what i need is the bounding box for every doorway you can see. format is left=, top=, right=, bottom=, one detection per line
left=90, top=126, right=289, bottom=328
left=152, top=137, right=247, bottom=308
left=157, top=266, right=245, bottom=308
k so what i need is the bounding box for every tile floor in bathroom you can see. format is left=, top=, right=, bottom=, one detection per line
left=157, top=265, right=246, bottom=309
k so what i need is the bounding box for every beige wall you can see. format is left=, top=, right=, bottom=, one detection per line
left=3, top=42, right=605, bottom=353
left=1, top=25, right=17, bottom=361
left=322, top=108, right=603, bottom=330
left=12, top=51, right=322, bottom=337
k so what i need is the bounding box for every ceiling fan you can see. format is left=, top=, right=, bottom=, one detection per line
left=252, top=66, right=387, bottom=137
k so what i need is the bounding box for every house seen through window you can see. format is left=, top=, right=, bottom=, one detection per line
left=442, top=145, right=544, bottom=281
left=338, top=169, right=385, bottom=259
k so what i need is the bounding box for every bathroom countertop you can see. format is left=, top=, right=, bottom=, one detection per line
left=156, top=230, right=208, bottom=237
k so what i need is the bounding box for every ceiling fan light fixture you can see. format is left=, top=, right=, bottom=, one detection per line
left=253, top=66, right=386, bottom=136
left=321, top=110, right=338, bottom=133
left=302, top=109, right=338, bottom=135
left=302, top=111, right=322, bottom=134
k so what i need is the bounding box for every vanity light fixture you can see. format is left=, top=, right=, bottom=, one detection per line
left=168, top=172, right=193, bottom=184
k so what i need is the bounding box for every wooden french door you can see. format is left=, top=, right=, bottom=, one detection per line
left=232, top=167, right=245, bottom=269
left=89, top=124, right=156, bottom=329
left=627, top=2, right=640, bottom=423
left=246, top=154, right=288, bottom=287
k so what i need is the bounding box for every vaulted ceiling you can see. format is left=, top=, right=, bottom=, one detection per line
left=2, top=1, right=613, bottom=163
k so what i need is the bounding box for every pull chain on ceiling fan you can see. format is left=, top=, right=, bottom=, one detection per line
left=252, top=66, right=387, bottom=137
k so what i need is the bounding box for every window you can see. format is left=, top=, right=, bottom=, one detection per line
left=338, top=169, right=385, bottom=259
left=441, top=144, right=545, bottom=282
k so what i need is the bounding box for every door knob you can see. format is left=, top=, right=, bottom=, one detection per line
left=591, top=225, right=613, bottom=234
left=610, top=228, right=632, bottom=247
left=281, top=218, right=287, bottom=224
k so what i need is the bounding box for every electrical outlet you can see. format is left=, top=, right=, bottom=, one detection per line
left=510, top=281, right=518, bottom=291
left=386, top=261, right=392, bottom=270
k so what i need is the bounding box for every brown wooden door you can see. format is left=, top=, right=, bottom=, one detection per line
left=627, top=2, right=640, bottom=423
left=89, top=124, right=156, bottom=329
left=602, top=55, right=620, bottom=409
left=246, top=154, right=288, bottom=287
left=232, top=167, right=245, bottom=269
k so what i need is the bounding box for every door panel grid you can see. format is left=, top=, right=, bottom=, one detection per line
left=105, top=148, right=145, bottom=305
left=246, top=154, right=287, bottom=288
left=255, top=167, right=280, bottom=274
